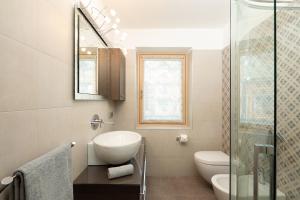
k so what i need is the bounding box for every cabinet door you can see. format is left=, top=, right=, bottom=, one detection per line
left=119, top=52, right=126, bottom=100
left=110, top=48, right=126, bottom=101
left=98, top=48, right=125, bottom=100
left=98, top=48, right=110, bottom=98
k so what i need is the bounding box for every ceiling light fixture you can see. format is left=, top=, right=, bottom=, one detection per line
left=79, top=0, right=128, bottom=55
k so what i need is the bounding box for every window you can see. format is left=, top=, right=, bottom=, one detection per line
left=137, top=53, right=189, bottom=126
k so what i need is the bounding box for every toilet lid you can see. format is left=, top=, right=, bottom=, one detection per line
left=194, top=151, right=229, bottom=166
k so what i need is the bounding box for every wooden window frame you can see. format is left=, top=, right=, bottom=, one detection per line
left=137, top=53, right=189, bottom=126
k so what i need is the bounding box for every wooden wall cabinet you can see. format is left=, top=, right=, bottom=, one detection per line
left=98, top=48, right=126, bottom=101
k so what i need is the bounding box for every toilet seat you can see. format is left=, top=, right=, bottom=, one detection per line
left=194, top=151, right=229, bottom=166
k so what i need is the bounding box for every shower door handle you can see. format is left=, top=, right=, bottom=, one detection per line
left=253, top=144, right=275, bottom=200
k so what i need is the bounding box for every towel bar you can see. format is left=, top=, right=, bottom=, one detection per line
left=0, top=142, right=76, bottom=194
left=71, top=141, right=76, bottom=147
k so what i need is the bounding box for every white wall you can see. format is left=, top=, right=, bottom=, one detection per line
left=118, top=28, right=225, bottom=50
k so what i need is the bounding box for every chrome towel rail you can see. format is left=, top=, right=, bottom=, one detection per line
left=71, top=141, right=76, bottom=147
left=0, top=142, right=76, bottom=194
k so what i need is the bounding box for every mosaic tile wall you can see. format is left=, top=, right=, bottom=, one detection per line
left=276, top=10, right=300, bottom=200
left=222, top=46, right=231, bottom=155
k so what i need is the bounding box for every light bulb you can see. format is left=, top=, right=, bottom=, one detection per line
left=87, top=51, right=92, bottom=55
left=81, top=47, right=87, bottom=52
left=112, top=23, right=118, bottom=29
left=104, top=16, right=111, bottom=24
left=110, top=9, right=117, bottom=17
left=115, top=18, right=121, bottom=24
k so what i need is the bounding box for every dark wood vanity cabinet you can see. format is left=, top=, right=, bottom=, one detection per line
left=98, top=48, right=126, bottom=101
left=73, top=139, right=146, bottom=200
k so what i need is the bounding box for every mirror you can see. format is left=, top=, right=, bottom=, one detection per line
left=74, top=8, right=108, bottom=100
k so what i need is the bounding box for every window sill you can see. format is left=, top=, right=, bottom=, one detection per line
left=136, top=124, right=191, bottom=130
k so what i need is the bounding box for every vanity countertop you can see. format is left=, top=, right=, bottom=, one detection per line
left=73, top=159, right=141, bottom=186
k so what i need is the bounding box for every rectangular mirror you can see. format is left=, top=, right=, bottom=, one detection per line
left=74, top=7, right=108, bottom=100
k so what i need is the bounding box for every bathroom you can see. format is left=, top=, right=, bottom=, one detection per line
left=0, top=0, right=299, bottom=200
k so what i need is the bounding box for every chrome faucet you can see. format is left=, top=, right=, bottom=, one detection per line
left=90, top=114, right=104, bottom=130
left=90, top=114, right=115, bottom=130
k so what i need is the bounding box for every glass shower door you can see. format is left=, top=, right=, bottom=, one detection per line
left=230, top=0, right=276, bottom=199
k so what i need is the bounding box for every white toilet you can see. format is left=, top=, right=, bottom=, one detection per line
left=194, top=151, right=230, bottom=200
left=194, top=151, right=229, bottom=183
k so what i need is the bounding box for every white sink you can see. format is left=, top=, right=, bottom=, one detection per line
left=93, top=131, right=142, bottom=165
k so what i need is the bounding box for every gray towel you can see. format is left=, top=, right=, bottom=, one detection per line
left=13, top=144, right=73, bottom=200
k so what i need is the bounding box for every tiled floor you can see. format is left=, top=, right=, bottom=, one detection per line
left=146, top=176, right=217, bottom=200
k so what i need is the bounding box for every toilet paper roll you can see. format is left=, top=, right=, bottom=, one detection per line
left=108, top=164, right=134, bottom=179
left=177, top=134, right=188, bottom=143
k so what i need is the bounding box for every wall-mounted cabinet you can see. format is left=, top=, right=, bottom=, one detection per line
left=98, top=48, right=126, bottom=101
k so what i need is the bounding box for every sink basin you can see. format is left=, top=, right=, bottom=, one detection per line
left=93, top=131, right=142, bottom=165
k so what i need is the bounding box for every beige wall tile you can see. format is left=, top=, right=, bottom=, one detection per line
left=0, top=110, right=39, bottom=178
left=0, top=35, right=39, bottom=112
left=0, top=0, right=38, bottom=48
left=36, top=0, right=73, bottom=64
left=36, top=53, right=72, bottom=108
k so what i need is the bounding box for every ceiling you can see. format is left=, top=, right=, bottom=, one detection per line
left=101, top=0, right=230, bottom=29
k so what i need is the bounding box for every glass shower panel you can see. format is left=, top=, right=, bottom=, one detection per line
left=230, top=0, right=276, bottom=199
left=276, top=1, right=300, bottom=199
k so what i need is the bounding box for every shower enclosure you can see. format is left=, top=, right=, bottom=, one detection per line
left=230, top=0, right=300, bottom=199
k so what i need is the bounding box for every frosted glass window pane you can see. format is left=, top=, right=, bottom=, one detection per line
left=143, top=59, right=183, bottom=121
left=79, top=59, right=97, bottom=94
